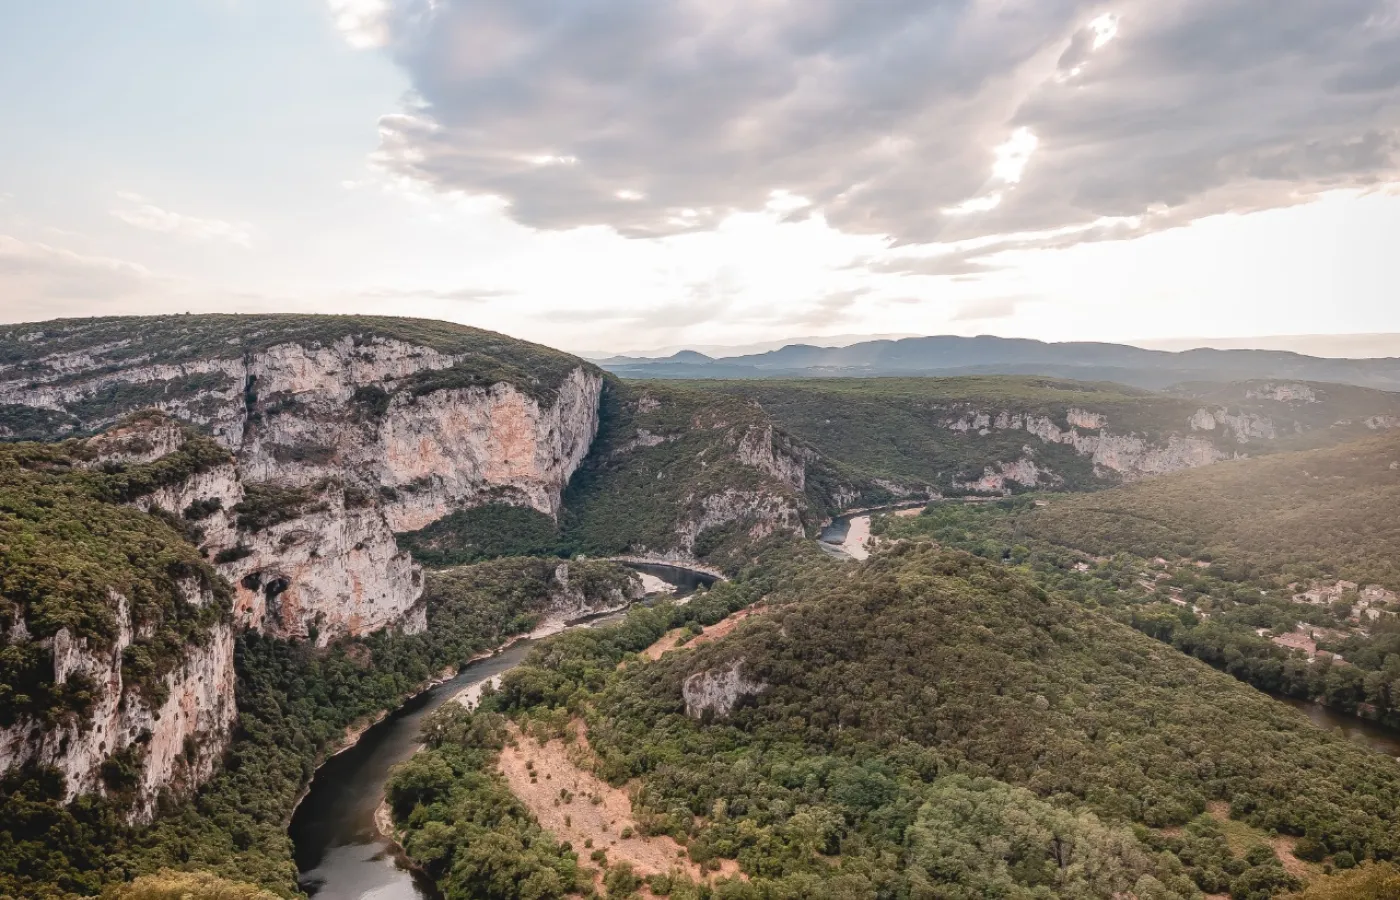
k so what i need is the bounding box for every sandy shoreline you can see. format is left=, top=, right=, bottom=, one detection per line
left=842, top=515, right=872, bottom=560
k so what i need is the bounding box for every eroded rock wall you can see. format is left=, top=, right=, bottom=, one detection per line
left=0, top=593, right=237, bottom=822
left=946, top=409, right=1235, bottom=485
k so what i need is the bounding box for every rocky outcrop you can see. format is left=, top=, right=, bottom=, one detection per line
left=683, top=659, right=768, bottom=719
left=531, top=562, right=645, bottom=630
left=2, top=332, right=603, bottom=531
left=118, top=423, right=421, bottom=645
left=736, top=424, right=807, bottom=491
left=1189, top=409, right=1277, bottom=442
left=957, top=455, right=1057, bottom=494
left=1246, top=383, right=1318, bottom=403
left=3, top=333, right=605, bottom=642
left=946, top=410, right=1233, bottom=481
left=0, top=592, right=237, bottom=823
left=677, top=489, right=807, bottom=554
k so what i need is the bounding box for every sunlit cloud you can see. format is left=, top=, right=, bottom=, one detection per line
left=1090, top=13, right=1120, bottom=50
left=110, top=193, right=254, bottom=248
left=326, top=0, right=390, bottom=49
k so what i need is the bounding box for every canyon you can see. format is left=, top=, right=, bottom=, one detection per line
left=7, top=316, right=1400, bottom=833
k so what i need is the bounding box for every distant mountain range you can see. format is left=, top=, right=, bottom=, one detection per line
left=596, top=335, right=1400, bottom=391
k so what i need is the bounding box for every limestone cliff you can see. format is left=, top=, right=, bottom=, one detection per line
left=0, top=317, right=604, bottom=641
left=683, top=659, right=768, bottom=719
left=945, top=409, right=1235, bottom=485
left=0, top=604, right=236, bottom=822
left=0, top=316, right=608, bottom=819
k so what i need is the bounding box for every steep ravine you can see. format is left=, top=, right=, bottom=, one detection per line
left=289, top=564, right=718, bottom=900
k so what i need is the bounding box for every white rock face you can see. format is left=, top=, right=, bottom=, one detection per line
left=1247, top=383, right=1318, bottom=403
left=1189, top=408, right=1277, bottom=442
left=0, top=334, right=607, bottom=815
left=125, top=437, right=422, bottom=644
left=948, top=410, right=1232, bottom=480
left=957, top=456, right=1057, bottom=494
left=675, top=489, right=807, bottom=554
left=2, top=336, right=603, bottom=529
left=369, top=368, right=603, bottom=531
left=221, top=484, right=423, bottom=642
left=683, top=659, right=768, bottom=719
left=4, top=338, right=604, bottom=642
left=0, top=595, right=237, bottom=822
left=736, top=424, right=807, bottom=491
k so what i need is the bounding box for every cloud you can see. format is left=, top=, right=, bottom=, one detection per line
left=356, top=0, right=1400, bottom=250
left=951, top=297, right=1026, bottom=322
left=0, top=234, right=195, bottom=322
left=111, top=193, right=254, bottom=247
left=358, top=285, right=508, bottom=303
left=327, top=0, right=391, bottom=49
left=791, top=288, right=871, bottom=327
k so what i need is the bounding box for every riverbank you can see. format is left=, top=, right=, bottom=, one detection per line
left=291, top=561, right=721, bottom=898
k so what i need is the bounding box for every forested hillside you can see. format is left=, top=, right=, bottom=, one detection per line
left=672, top=376, right=1400, bottom=495
left=393, top=543, right=1400, bottom=899
left=1025, top=430, right=1400, bottom=589
left=403, top=374, right=1400, bottom=572
left=0, top=556, right=637, bottom=898
left=871, top=431, right=1400, bottom=730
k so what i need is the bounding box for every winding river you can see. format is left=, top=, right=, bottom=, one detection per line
left=289, top=563, right=717, bottom=900
left=288, top=539, right=1400, bottom=899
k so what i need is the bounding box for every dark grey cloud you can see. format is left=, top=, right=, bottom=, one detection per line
left=371, top=0, right=1400, bottom=245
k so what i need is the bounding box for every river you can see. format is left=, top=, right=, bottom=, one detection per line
left=819, top=502, right=930, bottom=560
left=288, top=549, right=1400, bottom=899
left=1276, top=696, right=1400, bottom=758
left=289, top=563, right=717, bottom=900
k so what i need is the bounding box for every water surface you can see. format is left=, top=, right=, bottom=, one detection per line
left=290, top=563, right=711, bottom=899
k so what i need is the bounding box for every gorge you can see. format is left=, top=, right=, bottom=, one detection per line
left=6, top=314, right=1400, bottom=899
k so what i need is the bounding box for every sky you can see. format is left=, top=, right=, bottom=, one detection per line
left=2, top=0, right=1399, bottom=356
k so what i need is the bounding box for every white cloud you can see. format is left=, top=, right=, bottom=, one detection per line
left=111, top=193, right=254, bottom=248
left=326, top=0, right=391, bottom=49
left=1090, top=13, right=1120, bottom=50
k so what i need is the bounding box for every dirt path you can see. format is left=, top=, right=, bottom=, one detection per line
left=498, top=723, right=741, bottom=886
left=1205, top=801, right=1316, bottom=881
left=641, top=629, right=687, bottom=661
left=638, top=606, right=768, bottom=663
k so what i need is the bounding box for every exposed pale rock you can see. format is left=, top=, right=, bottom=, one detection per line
left=675, top=489, right=806, bottom=554
left=683, top=659, right=768, bottom=719
left=736, top=424, right=807, bottom=490
left=225, top=483, right=422, bottom=642
left=957, top=455, right=1055, bottom=494
left=1066, top=409, right=1107, bottom=430
left=1247, top=383, right=1318, bottom=403
left=0, top=595, right=236, bottom=822
left=1191, top=408, right=1276, bottom=442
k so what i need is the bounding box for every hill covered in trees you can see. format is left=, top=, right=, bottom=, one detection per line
left=871, top=430, right=1400, bottom=731
left=1024, top=429, right=1400, bottom=590
left=392, top=542, right=1400, bottom=899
